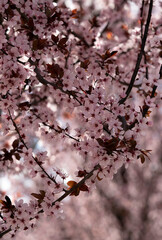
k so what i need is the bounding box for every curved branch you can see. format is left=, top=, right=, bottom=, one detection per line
left=119, top=0, right=153, bottom=105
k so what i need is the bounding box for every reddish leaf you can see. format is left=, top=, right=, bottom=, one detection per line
left=0, top=196, right=15, bottom=212
left=109, top=51, right=118, bottom=57
left=5, top=7, right=14, bottom=18
left=67, top=181, right=80, bottom=196
left=51, top=34, right=59, bottom=43
left=32, top=39, right=39, bottom=50
left=77, top=170, right=87, bottom=177
left=0, top=200, right=6, bottom=206
left=79, top=184, right=89, bottom=192
left=97, top=172, right=103, bottom=181
left=47, top=63, right=64, bottom=78
left=12, top=139, right=19, bottom=149
left=89, top=16, right=100, bottom=28
left=70, top=188, right=80, bottom=196
left=45, top=6, right=54, bottom=18
left=97, top=137, right=119, bottom=154
left=106, top=31, right=113, bottom=40
left=80, top=59, right=90, bottom=69
left=70, top=9, right=79, bottom=19
left=128, top=138, right=137, bottom=151
left=18, top=101, right=31, bottom=110
left=31, top=190, right=45, bottom=204
left=28, top=17, right=35, bottom=31
left=67, top=181, right=89, bottom=195
left=138, top=154, right=145, bottom=164
left=71, top=9, right=77, bottom=15
left=33, top=39, right=47, bottom=50
left=96, top=50, right=118, bottom=61
left=5, top=196, right=11, bottom=206
left=14, top=153, right=21, bottom=160
left=140, top=149, right=151, bottom=160
left=58, top=37, right=68, bottom=47
left=67, top=180, right=77, bottom=188
left=47, top=9, right=61, bottom=24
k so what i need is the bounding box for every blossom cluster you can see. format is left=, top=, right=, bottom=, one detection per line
left=0, top=0, right=161, bottom=238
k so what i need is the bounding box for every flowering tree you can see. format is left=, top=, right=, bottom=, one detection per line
left=0, top=0, right=161, bottom=239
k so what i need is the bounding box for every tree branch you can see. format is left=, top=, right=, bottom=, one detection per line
left=52, top=164, right=100, bottom=205
left=119, top=0, right=153, bottom=104
left=8, top=110, right=57, bottom=185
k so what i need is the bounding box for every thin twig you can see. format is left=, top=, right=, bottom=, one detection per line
left=8, top=110, right=57, bottom=184
left=32, top=112, right=80, bottom=142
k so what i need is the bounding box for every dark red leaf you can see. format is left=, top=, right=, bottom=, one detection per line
left=51, top=34, right=59, bottom=43
left=58, top=37, right=68, bottom=47
left=31, top=190, right=45, bottom=204
left=14, top=153, right=21, bottom=160
left=12, top=139, right=19, bottom=149
left=77, top=170, right=87, bottom=177
left=79, top=184, right=89, bottom=192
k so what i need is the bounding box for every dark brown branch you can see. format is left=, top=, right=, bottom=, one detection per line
left=140, top=0, right=149, bottom=79
left=52, top=164, right=100, bottom=205
left=0, top=228, right=11, bottom=238
left=119, top=0, right=153, bottom=105
left=140, top=0, right=145, bottom=39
